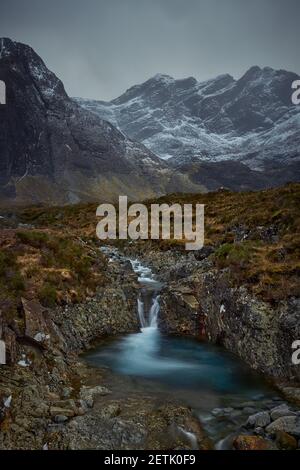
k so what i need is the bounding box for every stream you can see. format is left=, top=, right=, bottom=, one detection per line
left=85, top=249, right=283, bottom=449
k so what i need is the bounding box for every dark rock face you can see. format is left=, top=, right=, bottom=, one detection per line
left=160, top=269, right=300, bottom=383
left=0, top=38, right=202, bottom=205
left=0, top=252, right=140, bottom=449
left=0, top=247, right=212, bottom=451
left=76, top=68, right=300, bottom=190
left=124, top=248, right=300, bottom=384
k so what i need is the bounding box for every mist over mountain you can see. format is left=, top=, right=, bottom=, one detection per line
left=0, top=38, right=202, bottom=205
left=76, top=68, right=300, bottom=190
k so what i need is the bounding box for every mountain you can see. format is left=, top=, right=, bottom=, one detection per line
left=0, top=38, right=202, bottom=205
left=76, top=68, right=300, bottom=190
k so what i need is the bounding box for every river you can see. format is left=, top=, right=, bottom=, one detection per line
left=85, top=249, right=283, bottom=449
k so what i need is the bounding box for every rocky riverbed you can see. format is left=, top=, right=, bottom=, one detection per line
left=122, top=245, right=300, bottom=387
left=0, top=249, right=211, bottom=450
left=116, top=244, right=300, bottom=449
left=1, top=244, right=300, bottom=450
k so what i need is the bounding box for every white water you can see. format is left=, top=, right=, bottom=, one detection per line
left=178, top=427, right=199, bottom=450
left=130, top=258, right=161, bottom=330
left=149, top=295, right=160, bottom=328
left=137, top=298, right=147, bottom=328
left=91, top=248, right=276, bottom=448
left=96, top=250, right=272, bottom=392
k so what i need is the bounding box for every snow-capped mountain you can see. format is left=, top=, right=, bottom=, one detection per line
left=75, top=67, right=300, bottom=188
left=0, top=38, right=203, bottom=205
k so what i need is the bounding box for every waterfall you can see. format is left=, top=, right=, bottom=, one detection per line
left=149, top=295, right=160, bottom=328
left=137, top=298, right=147, bottom=328
left=177, top=427, right=198, bottom=450
left=129, top=258, right=162, bottom=330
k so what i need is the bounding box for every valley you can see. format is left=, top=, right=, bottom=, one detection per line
left=0, top=33, right=300, bottom=452
left=0, top=184, right=299, bottom=450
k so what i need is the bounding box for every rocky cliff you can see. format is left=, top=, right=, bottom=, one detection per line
left=0, top=38, right=202, bottom=205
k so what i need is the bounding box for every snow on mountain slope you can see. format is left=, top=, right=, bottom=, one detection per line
left=75, top=67, right=300, bottom=171
left=0, top=38, right=204, bottom=205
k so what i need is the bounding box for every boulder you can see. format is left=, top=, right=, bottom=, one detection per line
left=266, top=416, right=300, bottom=437
left=280, top=387, right=300, bottom=405
left=233, top=435, right=277, bottom=450
left=275, top=431, right=298, bottom=450
left=270, top=404, right=296, bottom=421
left=246, top=411, right=271, bottom=428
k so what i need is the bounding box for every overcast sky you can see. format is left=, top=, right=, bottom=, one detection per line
left=0, top=0, right=299, bottom=100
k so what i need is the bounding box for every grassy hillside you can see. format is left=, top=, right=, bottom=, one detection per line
left=146, top=183, right=300, bottom=302
left=0, top=183, right=299, bottom=314
left=0, top=226, right=108, bottom=327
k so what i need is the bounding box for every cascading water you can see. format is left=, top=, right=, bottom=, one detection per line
left=86, top=248, right=280, bottom=449
left=149, top=295, right=160, bottom=328
left=137, top=298, right=147, bottom=328
left=131, top=258, right=162, bottom=330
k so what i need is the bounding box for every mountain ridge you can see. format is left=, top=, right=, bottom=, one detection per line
left=0, top=38, right=204, bottom=205
left=75, top=66, right=300, bottom=189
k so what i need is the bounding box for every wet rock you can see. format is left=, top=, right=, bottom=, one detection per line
left=54, top=399, right=212, bottom=451
left=238, top=401, right=256, bottom=409
left=233, top=435, right=277, bottom=450
left=266, top=416, right=300, bottom=437
left=156, top=247, right=300, bottom=382
left=54, top=285, right=140, bottom=353
left=280, top=387, right=300, bottom=405
left=254, top=427, right=264, bottom=436
left=54, top=415, right=69, bottom=424
left=275, top=431, right=298, bottom=450
left=243, top=407, right=257, bottom=415
left=270, top=404, right=296, bottom=421
left=246, top=411, right=271, bottom=428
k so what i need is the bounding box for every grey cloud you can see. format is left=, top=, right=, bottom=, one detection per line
left=0, top=0, right=299, bottom=99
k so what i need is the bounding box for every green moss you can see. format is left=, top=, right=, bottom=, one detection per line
left=0, top=249, right=25, bottom=296
left=16, top=230, right=49, bottom=247
left=38, top=283, right=57, bottom=307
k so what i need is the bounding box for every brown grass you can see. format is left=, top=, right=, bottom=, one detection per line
left=1, top=182, right=299, bottom=305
